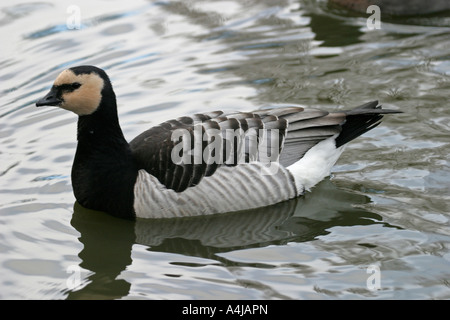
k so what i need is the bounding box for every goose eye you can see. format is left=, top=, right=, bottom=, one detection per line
left=71, top=82, right=81, bottom=89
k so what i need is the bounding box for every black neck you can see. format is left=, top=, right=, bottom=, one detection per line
left=77, top=110, right=124, bottom=143
left=72, top=99, right=138, bottom=219
left=76, top=89, right=123, bottom=141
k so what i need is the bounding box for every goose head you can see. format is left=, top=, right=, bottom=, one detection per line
left=36, top=65, right=112, bottom=116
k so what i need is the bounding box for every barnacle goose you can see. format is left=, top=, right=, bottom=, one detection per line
left=36, top=65, right=401, bottom=219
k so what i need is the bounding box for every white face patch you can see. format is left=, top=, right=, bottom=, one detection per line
left=54, top=69, right=105, bottom=116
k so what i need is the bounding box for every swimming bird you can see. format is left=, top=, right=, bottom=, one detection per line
left=36, top=65, right=401, bottom=219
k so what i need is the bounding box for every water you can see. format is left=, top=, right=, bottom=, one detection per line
left=1, top=0, right=450, bottom=300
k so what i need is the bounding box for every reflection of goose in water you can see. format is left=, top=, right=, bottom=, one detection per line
left=66, top=180, right=396, bottom=299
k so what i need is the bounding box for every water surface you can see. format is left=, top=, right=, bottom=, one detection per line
left=1, top=0, right=450, bottom=299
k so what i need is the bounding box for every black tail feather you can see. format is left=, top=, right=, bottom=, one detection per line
left=335, top=101, right=401, bottom=148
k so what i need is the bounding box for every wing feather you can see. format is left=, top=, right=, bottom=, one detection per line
left=130, top=111, right=286, bottom=192
left=130, top=101, right=401, bottom=192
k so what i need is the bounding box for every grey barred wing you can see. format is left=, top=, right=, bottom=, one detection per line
left=129, top=109, right=292, bottom=192
left=129, top=106, right=352, bottom=193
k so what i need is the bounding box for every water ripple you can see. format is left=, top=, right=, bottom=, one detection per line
left=1, top=0, right=450, bottom=300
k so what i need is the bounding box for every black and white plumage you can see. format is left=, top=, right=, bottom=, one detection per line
left=35, top=65, right=401, bottom=219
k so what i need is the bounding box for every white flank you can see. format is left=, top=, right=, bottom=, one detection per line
left=287, top=136, right=345, bottom=192
left=133, top=162, right=297, bottom=219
